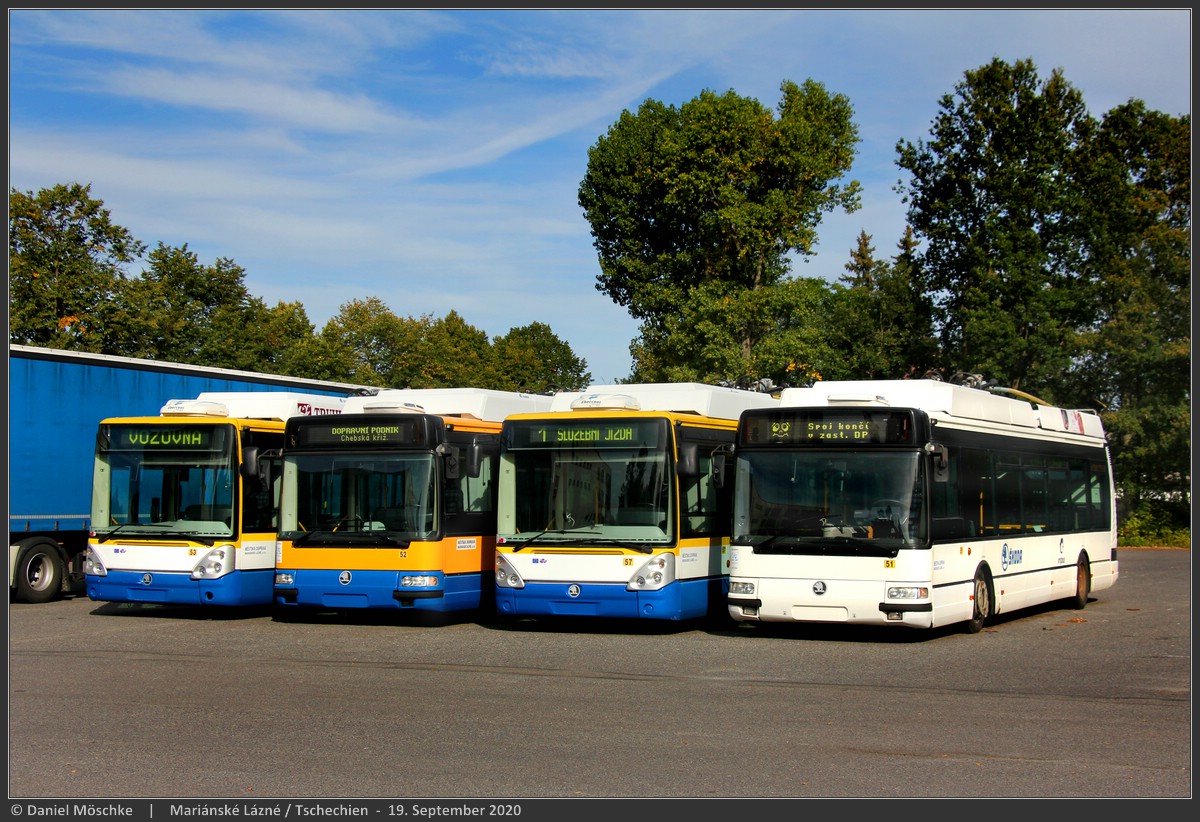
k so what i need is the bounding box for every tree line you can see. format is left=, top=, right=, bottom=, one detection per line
left=9, top=58, right=1188, bottom=544
left=7, top=191, right=592, bottom=393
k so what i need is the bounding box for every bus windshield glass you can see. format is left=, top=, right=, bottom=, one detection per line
left=278, top=452, right=437, bottom=541
left=732, top=451, right=925, bottom=547
left=91, top=423, right=237, bottom=539
left=498, top=418, right=673, bottom=546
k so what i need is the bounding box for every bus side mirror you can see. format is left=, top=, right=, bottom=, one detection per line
left=240, top=446, right=259, bottom=479
left=242, top=447, right=279, bottom=487
left=925, top=443, right=949, bottom=482
left=463, top=439, right=484, bottom=479
left=437, top=443, right=461, bottom=480
left=712, top=453, right=727, bottom=488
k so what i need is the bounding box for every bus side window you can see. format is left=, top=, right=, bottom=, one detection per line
left=680, top=446, right=720, bottom=537
left=241, top=431, right=282, bottom=532
left=242, top=494, right=271, bottom=531
left=954, top=448, right=994, bottom=537
left=459, top=453, right=494, bottom=513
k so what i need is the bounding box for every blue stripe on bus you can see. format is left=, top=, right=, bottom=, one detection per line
left=276, top=569, right=488, bottom=612
left=86, top=568, right=274, bottom=606
left=496, top=576, right=723, bottom=621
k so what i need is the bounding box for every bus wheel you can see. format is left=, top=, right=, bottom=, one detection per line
left=965, top=566, right=992, bottom=634
left=1071, top=555, right=1091, bottom=610
left=15, top=540, right=64, bottom=604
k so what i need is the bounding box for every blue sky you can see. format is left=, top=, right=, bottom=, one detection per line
left=8, top=9, right=1192, bottom=384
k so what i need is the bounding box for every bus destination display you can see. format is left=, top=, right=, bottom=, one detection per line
left=294, top=419, right=424, bottom=447
left=508, top=419, right=663, bottom=449
left=108, top=425, right=218, bottom=450
left=741, top=410, right=914, bottom=446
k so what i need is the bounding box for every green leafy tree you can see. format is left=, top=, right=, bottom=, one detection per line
left=318, top=297, right=424, bottom=387
left=315, top=303, right=517, bottom=390
left=492, top=322, right=591, bottom=392
left=277, top=331, right=362, bottom=384
left=627, top=276, right=836, bottom=387
left=579, top=79, right=861, bottom=380
left=9, top=182, right=145, bottom=350
left=404, top=311, right=497, bottom=389
left=197, top=295, right=285, bottom=372
left=895, top=58, right=1095, bottom=391
left=114, top=243, right=265, bottom=365
left=823, top=228, right=939, bottom=380
left=253, top=301, right=323, bottom=377
left=1064, top=102, right=1191, bottom=528
left=895, top=59, right=1189, bottom=536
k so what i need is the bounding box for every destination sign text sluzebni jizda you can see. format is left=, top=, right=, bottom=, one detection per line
left=508, top=419, right=663, bottom=449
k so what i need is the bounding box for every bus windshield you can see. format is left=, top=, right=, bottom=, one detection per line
left=732, top=451, right=925, bottom=547
left=91, top=423, right=237, bottom=539
left=278, top=452, right=437, bottom=541
left=498, top=418, right=673, bottom=546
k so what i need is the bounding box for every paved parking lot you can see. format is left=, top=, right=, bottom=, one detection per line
left=9, top=548, right=1190, bottom=800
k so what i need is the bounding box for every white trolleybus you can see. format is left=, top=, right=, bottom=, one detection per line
left=495, top=383, right=778, bottom=622
left=726, top=379, right=1118, bottom=632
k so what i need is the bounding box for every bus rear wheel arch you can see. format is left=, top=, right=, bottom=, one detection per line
left=13, top=538, right=66, bottom=604
left=965, top=564, right=993, bottom=634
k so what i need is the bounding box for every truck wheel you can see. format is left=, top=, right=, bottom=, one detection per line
left=15, top=541, right=64, bottom=604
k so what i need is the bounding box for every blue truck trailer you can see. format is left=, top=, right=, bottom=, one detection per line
left=8, top=344, right=367, bottom=603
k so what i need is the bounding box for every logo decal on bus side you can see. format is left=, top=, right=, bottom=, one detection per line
left=1001, top=543, right=1023, bottom=571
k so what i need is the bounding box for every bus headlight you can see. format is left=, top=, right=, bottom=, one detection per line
left=627, top=553, right=675, bottom=592
left=495, top=553, right=524, bottom=589
left=275, top=572, right=295, bottom=586
left=84, top=546, right=107, bottom=577
left=191, top=545, right=235, bottom=579
left=400, top=575, right=439, bottom=587
left=729, top=580, right=755, bottom=596
left=886, top=585, right=929, bottom=599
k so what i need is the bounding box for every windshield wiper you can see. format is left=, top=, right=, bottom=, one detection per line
left=825, top=534, right=896, bottom=549
left=96, top=525, right=216, bottom=545
left=94, top=523, right=138, bottom=544
left=291, top=529, right=411, bottom=547
left=291, top=529, right=335, bottom=546
left=343, top=532, right=410, bottom=547
left=507, top=526, right=606, bottom=552
left=583, top=538, right=656, bottom=553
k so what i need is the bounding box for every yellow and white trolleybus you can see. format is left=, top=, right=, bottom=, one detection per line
left=495, top=383, right=778, bottom=622
left=85, top=392, right=347, bottom=607
left=726, top=379, right=1118, bottom=632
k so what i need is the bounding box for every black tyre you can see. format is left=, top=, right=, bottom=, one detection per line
left=15, top=541, right=64, bottom=604
left=1071, top=555, right=1091, bottom=610
left=271, top=607, right=305, bottom=623
left=965, top=565, right=992, bottom=634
